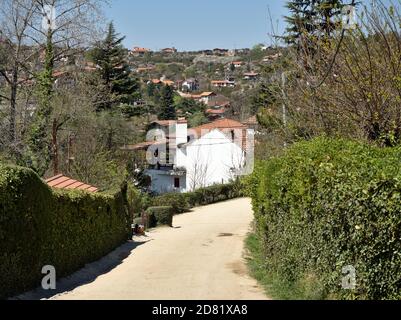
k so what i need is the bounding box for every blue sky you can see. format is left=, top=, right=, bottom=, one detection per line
left=104, top=0, right=288, bottom=51
left=104, top=0, right=392, bottom=51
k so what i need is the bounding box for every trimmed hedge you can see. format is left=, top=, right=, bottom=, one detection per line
left=246, top=137, right=401, bottom=300
left=0, top=164, right=131, bottom=299
left=151, top=181, right=244, bottom=214
left=146, top=206, right=174, bottom=228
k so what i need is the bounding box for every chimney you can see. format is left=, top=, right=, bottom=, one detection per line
left=175, top=118, right=188, bottom=145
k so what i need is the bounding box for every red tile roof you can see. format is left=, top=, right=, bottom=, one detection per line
left=191, top=118, right=246, bottom=137
left=206, top=108, right=226, bottom=114
left=132, top=47, right=150, bottom=53
left=45, top=174, right=98, bottom=193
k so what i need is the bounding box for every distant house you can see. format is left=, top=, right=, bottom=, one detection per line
left=205, top=108, right=227, bottom=120
left=213, top=48, right=229, bottom=56
left=131, top=47, right=151, bottom=56
left=161, top=47, right=177, bottom=54
left=234, top=48, right=251, bottom=55
left=199, top=92, right=217, bottom=105
left=243, top=72, right=260, bottom=80
left=231, top=61, right=244, bottom=68
left=211, top=80, right=236, bottom=88
left=148, top=78, right=175, bottom=87
left=136, top=66, right=156, bottom=73
left=127, top=118, right=253, bottom=194
left=202, top=49, right=213, bottom=55
left=177, top=91, right=217, bottom=105
left=206, top=95, right=231, bottom=120
left=262, top=53, right=282, bottom=62
left=182, top=78, right=199, bottom=92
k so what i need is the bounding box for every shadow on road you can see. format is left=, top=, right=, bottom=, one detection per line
left=12, top=239, right=150, bottom=300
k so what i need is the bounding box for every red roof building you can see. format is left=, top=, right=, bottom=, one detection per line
left=45, top=174, right=99, bottom=193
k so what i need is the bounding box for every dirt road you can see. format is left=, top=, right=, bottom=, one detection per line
left=48, top=198, right=268, bottom=300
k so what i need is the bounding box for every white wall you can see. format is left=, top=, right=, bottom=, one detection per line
left=147, top=129, right=245, bottom=194
left=185, top=130, right=244, bottom=191
left=146, top=170, right=186, bottom=194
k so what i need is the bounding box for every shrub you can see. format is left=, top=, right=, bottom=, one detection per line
left=127, top=182, right=152, bottom=218
left=246, top=137, right=401, bottom=300
left=151, top=193, right=190, bottom=214
left=0, top=164, right=131, bottom=299
left=150, top=181, right=243, bottom=215
left=146, top=206, right=174, bottom=228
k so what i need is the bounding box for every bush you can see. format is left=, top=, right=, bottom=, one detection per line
left=127, top=183, right=152, bottom=218
left=146, top=206, right=174, bottom=228
left=246, top=137, right=401, bottom=300
left=0, top=164, right=131, bottom=299
left=151, top=192, right=190, bottom=214
left=150, top=180, right=244, bottom=214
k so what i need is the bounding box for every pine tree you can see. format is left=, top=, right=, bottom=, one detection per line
left=315, top=0, right=344, bottom=37
left=284, top=0, right=344, bottom=46
left=284, top=0, right=316, bottom=46
left=158, top=85, right=176, bottom=120
left=88, top=22, right=140, bottom=113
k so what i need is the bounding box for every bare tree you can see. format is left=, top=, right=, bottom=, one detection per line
left=0, top=0, right=37, bottom=151
left=188, top=146, right=210, bottom=191
left=261, top=1, right=401, bottom=147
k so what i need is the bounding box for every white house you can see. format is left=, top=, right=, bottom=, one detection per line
left=130, top=118, right=254, bottom=194
left=211, top=80, right=236, bottom=88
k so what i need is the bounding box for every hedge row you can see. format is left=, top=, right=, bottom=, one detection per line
left=151, top=181, right=244, bottom=214
left=0, top=164, right=131, bottom=299
left=146, top=206, right=174, bottom=228
left=246, top=137, right=401, bottom=299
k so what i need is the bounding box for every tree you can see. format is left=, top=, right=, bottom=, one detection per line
left=27, top=0, right=105, bottom=175
left=158, top=85, right=176, bottom=120
left=88, top=22, right=141, bottom=113
left=284, top=0, right=344, bottom=47
left=268, top=1, right=401, bottom=147
left=0, top=0, right=37, bottom=152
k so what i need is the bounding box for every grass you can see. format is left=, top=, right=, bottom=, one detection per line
left=244, top=232, right=326, bottom=300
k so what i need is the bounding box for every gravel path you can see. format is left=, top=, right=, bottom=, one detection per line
left=34, top=198, right=268, bottom=300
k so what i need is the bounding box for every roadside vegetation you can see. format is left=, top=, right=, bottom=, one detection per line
left=244, top=0, right=401, bottom=300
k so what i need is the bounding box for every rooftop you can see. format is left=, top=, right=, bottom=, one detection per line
left=46, top=174, right=98, bottom=193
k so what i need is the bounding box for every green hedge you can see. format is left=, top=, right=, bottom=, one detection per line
left=0, top=164, right=131, bottom=299
left=151, top=181, right=244, bottom=214
left=246, top=137, right=401, bottom=300
left=146, top=206, right=174, bottom=228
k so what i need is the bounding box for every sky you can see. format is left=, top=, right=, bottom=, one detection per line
left=104, top=0, right=393, bottom=51
left=104, top=0, right=288, bottom=51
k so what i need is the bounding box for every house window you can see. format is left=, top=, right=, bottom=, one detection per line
left=174, top=178, right=180, bottom=189
left=231, top=130, right=235, bottom=142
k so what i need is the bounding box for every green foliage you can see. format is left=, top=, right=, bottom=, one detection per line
left=88, top=23, right=141, bottom=113
left=150, top=181, right=244, bottom=214
left=175, top=97, right=205, bottom=115
left=284, top=0, right=344, bottom=45
left=0, top=164, right=131, bottom=299
left=27, top=33, right=55, bottom=175
left=246, top=137, right=401, bottom=299
left=146, top=206, right=174, bottom=228
left=188, top=111, right=208, bottom=128
left=158, top=85, right=176, bottom=120
left=152, top=192, right=191, bottom=214
left=127, top=182, right=152, bottom=218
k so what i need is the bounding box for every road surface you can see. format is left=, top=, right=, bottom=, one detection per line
left=36, top=198, right=267, bottom=300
